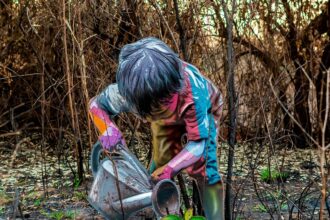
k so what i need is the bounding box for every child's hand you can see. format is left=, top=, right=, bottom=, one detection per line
left=99, top=127, right=126, bottom=151
left=151, top=164, right=174, bottom=182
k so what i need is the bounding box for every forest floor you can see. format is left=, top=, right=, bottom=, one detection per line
left=0, top=132, right=329, bottom=220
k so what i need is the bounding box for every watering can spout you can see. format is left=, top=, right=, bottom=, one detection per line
left=112, top=192, right=152, bottom=215
left=88, top=148, right=180, bottom=219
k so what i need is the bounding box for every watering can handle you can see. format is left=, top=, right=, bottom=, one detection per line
left=115, top=144, right=152, bottom=185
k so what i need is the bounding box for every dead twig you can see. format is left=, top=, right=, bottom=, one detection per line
left=12, top=188, right=24, bottom=220
left=147, top=0, right=179, bottom=53
left=0, top=131, right=22, bottom=138
left=10, top=137, right=31, bottom=167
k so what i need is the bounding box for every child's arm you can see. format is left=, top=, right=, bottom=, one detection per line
left=152, top=139, right=206, bottom=180
left=89, top=84, right=128, bottom=151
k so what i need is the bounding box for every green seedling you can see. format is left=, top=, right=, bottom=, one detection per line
left=34, top=198, right=42, bottom=206
left=190, top=216, right=206, bottom=220
left=73, top=176, right=81, bottom=189
left=162, top=214, right=182, bottom=220
left=0, top=206, right=5, bottom=215
left=260, top=167, right=289, bottom=183
left=184, top=208, right=193, bottom=220
left=253, top=204, right=268, bottom=212
left=162, top=212, right=206, bottom=220
left=49, top=211, right=65, bottom=220
left=73, top=191, right=87, bottom=201
left=41, top=210, right=76, bottom=220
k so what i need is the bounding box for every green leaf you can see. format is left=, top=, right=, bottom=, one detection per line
left=73, top=176, right=81, bottom=189
left=33, top=198, right=42, bottom=206
left=162, top=214, right=182, bottom=220
left=0, top=206, right=5, bottom=215
left=190, top=216, right=206, bottom=220
left=184, top=208, right=193, bottom=220
left=253, top=204, right=268, bottom=212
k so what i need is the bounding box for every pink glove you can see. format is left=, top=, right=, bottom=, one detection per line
left=151, top=165, right=174, bottom=182
left=99, top=126, right=126, bottom=151
left=89, top=98, right=126, bottom=151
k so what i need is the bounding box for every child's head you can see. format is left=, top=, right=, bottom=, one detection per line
left=116, top=37, right=183, bottom=117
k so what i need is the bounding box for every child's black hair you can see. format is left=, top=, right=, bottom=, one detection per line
left=116, top=37, right=183, bottom=117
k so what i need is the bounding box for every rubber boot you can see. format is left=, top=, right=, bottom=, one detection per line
left=194, top=177, right=225, bottom=220
left=202, top=181, right=225, bottom=220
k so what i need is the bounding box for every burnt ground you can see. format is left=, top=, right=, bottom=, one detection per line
left=0, top=132, right=329, bottom=220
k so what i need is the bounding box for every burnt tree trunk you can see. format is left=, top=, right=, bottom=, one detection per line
left=316, top=1, right=330, bottom=144
left=292, top=66, right=311, bottom=148
left=317, top=44, right=330, bottom=143
left=282, top=0, right=311, bottom=148
left=173, top=0, right=187, bottom=61
left=222, top=0, right=237, bottom=219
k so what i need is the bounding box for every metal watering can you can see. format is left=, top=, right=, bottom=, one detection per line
left=88, top=145, right=181, bottom=219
